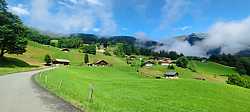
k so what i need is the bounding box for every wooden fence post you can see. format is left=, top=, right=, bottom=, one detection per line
left=58, top=80, right=63, bottom=89
left=88, top=84, right=94, bottom=103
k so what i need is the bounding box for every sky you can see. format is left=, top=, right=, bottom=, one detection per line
left=7, top=0, right=250, bottom=40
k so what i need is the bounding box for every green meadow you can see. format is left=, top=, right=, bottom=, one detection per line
left=36, top=66, right=250, bottom=112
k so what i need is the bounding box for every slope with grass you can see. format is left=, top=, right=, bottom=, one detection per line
left=36, top=66, right=250, bottom=112
left=0, top=41, right=82, bottom=75
left=6, top=41, right=82, bottom=66
left=190, top=60, right=238, bottom=76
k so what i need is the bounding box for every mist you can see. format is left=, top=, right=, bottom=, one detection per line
left=157, top=16, right=250, bottom=57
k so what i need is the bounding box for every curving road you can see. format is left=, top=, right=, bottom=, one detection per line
left=0, top=68, right=81, bottom=112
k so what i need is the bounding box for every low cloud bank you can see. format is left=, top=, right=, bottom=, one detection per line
left=157, top=17, right=250, bottom=57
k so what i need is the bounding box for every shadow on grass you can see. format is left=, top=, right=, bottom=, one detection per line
left=0, top=57, right=39, bottom=68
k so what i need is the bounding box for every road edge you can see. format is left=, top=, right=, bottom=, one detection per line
left=31, top=69, right=84, bottom=112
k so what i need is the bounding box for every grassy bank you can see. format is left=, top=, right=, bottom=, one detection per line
left=35, top=66, right=250, bottom=112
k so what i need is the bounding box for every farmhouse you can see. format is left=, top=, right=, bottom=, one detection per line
left=159, top=58, right=172, bottom=66
left=61, top=48, right=70, bottom=52
left=164, top=71, right=178, bottom=79
left=52, top=59, right=70, bottom=65
left=93, top=60, right=109, bottom=66
left=142, top=61, right=154, bottom=67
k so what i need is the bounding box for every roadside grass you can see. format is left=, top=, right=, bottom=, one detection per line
left=0, top=57, right=39, bottom=75
left=36, top=66, right=250, bottom=112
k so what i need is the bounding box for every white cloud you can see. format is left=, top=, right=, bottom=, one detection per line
left=179, top=26, right=192, bottom=31
left=159, top=0, right=190, bottom=30
left=202, top=17, right=250, bottom=54
left=8, top=4, right=30, bottom=16
left=158, top=16, right=250, bottom=57
left=85, top=0, right=103, bottom=6
left=28, top=0, right=117, bottom=35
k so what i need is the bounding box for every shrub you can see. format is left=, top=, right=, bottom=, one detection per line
left=81, top=45, right=96, bottom=55
left=227, top=74, right=250, bottom=89
left=176, top=56, right=189, bottom=68
left=168, top=65, right=175, bottom=70
left=44, top=54, right=52, bottom=64
left=84, top=53, right=89, bottom=64
left=103, top=50, right=111, bottom=56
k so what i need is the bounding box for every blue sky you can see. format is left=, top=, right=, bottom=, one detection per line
left=7, top=0, right=250, bottom=40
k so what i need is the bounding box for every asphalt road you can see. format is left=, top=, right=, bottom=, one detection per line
left=0, top=68, right=81, bottom=112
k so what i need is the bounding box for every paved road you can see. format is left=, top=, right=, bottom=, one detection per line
left=0, top=68, right=81, bottom=112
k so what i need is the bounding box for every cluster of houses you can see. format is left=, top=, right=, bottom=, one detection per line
left=143, top=57, right=174, bottom=67
left=51, top=59, right=110, bottom=67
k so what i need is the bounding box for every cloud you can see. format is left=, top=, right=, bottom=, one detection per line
left=159, top=0, right=190, bottom=30
left=178, top=26, right=192, bottom=31
left=8, top=4, right=30, bottom=16
left=28, top=0, right=117, bottom=35
left=203, top=16, right=250, bottom=54
left=158, top=16, right=250, bottom=57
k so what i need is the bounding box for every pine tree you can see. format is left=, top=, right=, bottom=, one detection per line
left=84, top=53, right=89, bottom=64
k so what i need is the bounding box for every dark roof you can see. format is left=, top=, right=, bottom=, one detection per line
left=144, top=61, right=154, bottom=64
left=61, top=48, right=70, bottom=51
left=94, top=60, right=109, bottom=65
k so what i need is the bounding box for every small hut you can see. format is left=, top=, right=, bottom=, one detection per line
left=142, top=61, right=154, bottom=67
left=93, top=60, right=109, bottom=66
left=159, top=58, right=172, bottom=66
left=61, top=48, right=70, bottom=52
left=164, top=71, right=178, bottom=79
left=52, top=59, right=70, bottom=65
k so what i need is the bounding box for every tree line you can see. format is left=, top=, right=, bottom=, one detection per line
left=0, top=0, right=27, bottom=58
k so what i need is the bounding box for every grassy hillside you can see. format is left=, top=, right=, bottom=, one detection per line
left=6, top=41, right=82, bottom=66
left=190, top=60, right=238, bottom=76
left=36, top=66, right=250, bottom=112
left=140, top=60, right=239, bottom=83
left=0, top=41, right=82, bottom=75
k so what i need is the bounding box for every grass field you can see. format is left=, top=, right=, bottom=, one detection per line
left=190, top=60, right=238, bottom=76
left=36, top=66, right=250, bottom=112
left=0, top=57, right=40, bottom=75
left=140, top=60, right=239, bottom=83
left=0, top=41, right=82, bottom=75
left=6, top=41, right=82, bottom=66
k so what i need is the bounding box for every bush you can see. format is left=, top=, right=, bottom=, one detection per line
left=103, top=50, right=111, bottom=56
left=44, top=54, right=52, bottom=65
left=81, top=45, right=96, bottom=55
left=168, top=65, right=175, bottom=70
left=176, top=56, right=189, bottom=68
left=84, top=53, right=89, bottom=64
left=227, top=74, right=250, bottom=89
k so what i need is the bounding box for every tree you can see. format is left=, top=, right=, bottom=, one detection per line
left=0, top=2, right=27, bottom=58
left=50, top=40, right=59, bottom=47
left=44, top=54, right=52, bottom=65
left=81, top=45, right=96, bottom=55
left=84, top=53, right=89, bottom=64
left=0, top=0, right=7, bottom=12
left=114, top=43, right=125, bottom=57
left=176, top=56, right=189, bottom=68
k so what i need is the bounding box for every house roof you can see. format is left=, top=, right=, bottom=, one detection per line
left=61, top=48, right=70, bottom=51
left=54, top=59, right=70, bottom=63
left=94, top=60, right=109, bottom=64
left=164, top=71, right=177, bottom=76
left=144, top=61, right=154, bottom=64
